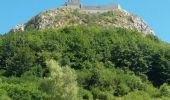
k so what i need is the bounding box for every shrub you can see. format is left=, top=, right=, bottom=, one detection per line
left=40, top=60, right=78, bottom=100
left=92, top=88, right=114, bottom=100
left=159, top=83, right=170, bottom=97
left=79, top=88, right=93, bottom=100
left=0, top=82, right=47, bottom=100
left=0, top=89, right=11, bottom=100
left=123, top=91, right=151, bottom=100
left=114, top=83, right=130, bottom=96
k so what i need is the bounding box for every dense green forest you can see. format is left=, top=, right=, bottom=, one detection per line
left=0, top=26, right=170, bottom=100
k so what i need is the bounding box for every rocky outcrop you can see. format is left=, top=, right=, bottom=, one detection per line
left=11, top=7, right=154, bottom=35
left=10, top=24, right=25, bottom=32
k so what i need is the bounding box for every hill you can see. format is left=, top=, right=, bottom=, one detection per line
left=1, top=2, right=170, bottom=100
left=0, top=26, right=170, bottom=100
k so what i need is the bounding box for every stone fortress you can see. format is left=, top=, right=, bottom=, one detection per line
left=64, top=0, right=121, bottom=13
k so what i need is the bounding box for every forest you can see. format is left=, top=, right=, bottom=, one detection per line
left=0, top=26, right=170, bottom=100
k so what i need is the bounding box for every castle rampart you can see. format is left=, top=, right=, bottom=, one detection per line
left=64, top=0, right=121, bottom=13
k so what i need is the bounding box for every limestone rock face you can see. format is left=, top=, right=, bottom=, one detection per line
left=11, top=7, right=154, bottom=35
left=10, top=24, right=25, bottom=32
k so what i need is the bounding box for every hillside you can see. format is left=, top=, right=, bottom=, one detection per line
left=11, top=7, right=154, bottom=35
left=0, top=2, right=170, bottom=100
left=0, top=26, right=170, bottom=100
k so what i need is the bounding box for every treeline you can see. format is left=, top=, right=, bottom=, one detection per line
left=0, top=26, right=170, bottom=100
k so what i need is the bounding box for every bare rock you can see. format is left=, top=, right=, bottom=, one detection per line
left=10, top=24, right=25, bottom=32
left=10, top=7, right=154, bottom=35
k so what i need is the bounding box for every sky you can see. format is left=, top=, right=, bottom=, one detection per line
left=0, top=0, right=170, bottom=43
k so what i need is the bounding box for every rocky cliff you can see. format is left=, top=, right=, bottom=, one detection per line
left=11, top=7, right=154, bottom=35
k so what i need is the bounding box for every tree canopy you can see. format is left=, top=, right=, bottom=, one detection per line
left=0, top=26, right=170, bottom=99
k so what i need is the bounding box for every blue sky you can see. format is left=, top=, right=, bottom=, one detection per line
left=0, top=0, right=170, bottom=43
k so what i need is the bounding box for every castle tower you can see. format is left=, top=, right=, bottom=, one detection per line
left=67, top=0, right=80, bottom=5
left=65, top=0, right=81, bottom=8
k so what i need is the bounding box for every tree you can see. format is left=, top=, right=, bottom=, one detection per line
left=5, top=47, right=35, bottom=76
left=40, top=60, right=78, bottom=100
left=148, top=54, right=170, bottom=86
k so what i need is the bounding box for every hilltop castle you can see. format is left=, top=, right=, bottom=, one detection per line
left=64, top=0, right=121, bottom=13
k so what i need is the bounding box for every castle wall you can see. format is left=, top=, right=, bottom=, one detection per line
left=80, top=4, right=121, bottom=13
left=65, top=4, right=80, bottom=9
left=64, top=0, right=121, bottom=13
left=80, top=9, right=113, bottom=13
left=65, top=0, right=80, bottom=9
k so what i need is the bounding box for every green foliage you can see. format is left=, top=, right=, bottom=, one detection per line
left=0, top=77, right=47, bottom=100
left=148, top=54, right=170, bottom=86
left=79, top=88, right=93, bottom=100
left=114, top=83, right=130, bottom=96
left=5, top=46, right=35, bottom=76
left=92, top=88, right=115, bottom=100
left=123, top=91, right=152, bottom=100
left=0, top=34, right=36, bottom=76
left=40, top=60, right=78, bottom=100
left=0, top=26, right=170, bottom=99
left=0, top=89, right=12, bottom=100
left=159, top=83, right=170, bottom=97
